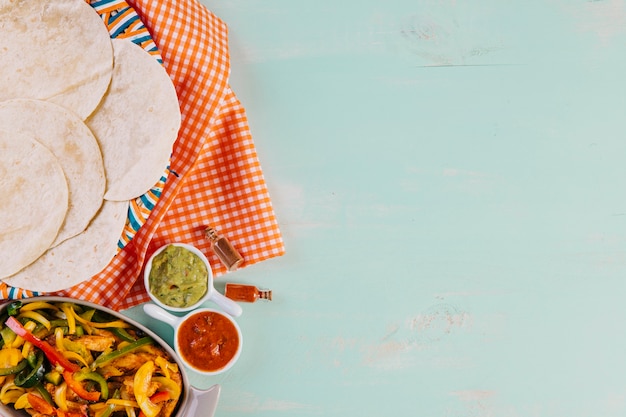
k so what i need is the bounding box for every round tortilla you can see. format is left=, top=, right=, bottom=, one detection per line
left=2, top=200, right=129, bottom=292
left=0, top=99, right=106, bottom=247
left=86, top=38, right=181, bottom=201
left=0, top=0, right=113, bottom=119
left=0, top=134, right=69, bottom=279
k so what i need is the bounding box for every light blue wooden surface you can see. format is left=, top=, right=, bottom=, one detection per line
left=128, top=1, right=626, bottom=416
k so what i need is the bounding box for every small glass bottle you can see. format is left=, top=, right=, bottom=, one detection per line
left=225, top=283, right=272, bottom=302
left=204, top=227, right=244, bottom=271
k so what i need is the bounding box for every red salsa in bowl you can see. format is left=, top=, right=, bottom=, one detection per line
left=143, top=304, right=243, bottom=375
left=178, top=310, right=241, bottom=373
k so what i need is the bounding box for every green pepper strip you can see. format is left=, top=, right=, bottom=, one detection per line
left=91, top=337, right=153, bottom=369
left=74, top=370, right=109, bottom=400
left=0, top=359, right=27, bottom=376
left=6, top=301, right=22, bottom=316
left=14, top=350, right=45, bottom=388
left=110, top=327, right=136, bottom=343
left=34, top=382, right=54, bottom=406
left=0, top=326, right=16, bottom=347
left=63, top=370, right=100, bottom=402
left=99, top=389, right=120, bottom=417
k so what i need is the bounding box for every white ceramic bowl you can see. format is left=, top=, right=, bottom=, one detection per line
left=144, top=243, right=242, bottom=317
left=0, top=296, right=221, bottom=417
left=144, top=304, right=243, bottom=375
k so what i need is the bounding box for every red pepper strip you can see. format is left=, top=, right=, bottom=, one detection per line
left=63, top=370, right=100, bottom=402
left=27, top=392, right=55, bottom=415
left=28, top=393, right=87, bottom=417
left=5, top=317, right=80, bottom=372
left=138, top=391, right=171, bottom=417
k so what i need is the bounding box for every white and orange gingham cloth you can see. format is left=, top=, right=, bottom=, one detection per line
left=0, top=0, right=284, bottom=310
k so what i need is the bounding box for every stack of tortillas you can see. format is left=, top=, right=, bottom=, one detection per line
left=0, top=0, right=181, bottom=292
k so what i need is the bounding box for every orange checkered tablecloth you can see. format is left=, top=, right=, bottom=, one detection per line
left=0, top=0, right=284, bottom=310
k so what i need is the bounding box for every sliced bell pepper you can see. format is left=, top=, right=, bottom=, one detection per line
left=20, top=302, right=60, bottom=313
left=18, top=311, right=51, bottom=330
left=63, top=370, right=100, bottom=402
left=138, top=391, right=171, bottom=417
left=62, top=338, right=92, bottom=361
left=151, top=376, right=181, bottom=401
left=45, top=369, right=63, bottom=385
left=96, top=389, right=120, bottom=417
left=5, top=316, right=80, bottom=372
left=0, top=326, right=16, bottom=346
left=26, top=392, right=54, bottom=415
left=154, top=356, right=178, bottom=380
left=110, top=327, right=137, bottom=343
left=0, top=348, right=25, bottom=376
left=27, top=391, right=87, bottom=417
left=0, top=359, right=27, bottom=376
left=14, top=350, right=45, bottom=388
left=6, top=301, right=22, bottom=316
left=55, top=382, right=69, bottom=411
left=106, top=398, right=138, bottom=407
left=91, top=336, right=152, bottom=369
left=60, top=304, right=77, bottom=335
left=34, top=382, right=54, bottom=406
left=69, top=305, right=130, bottom=329
left=10, top=320, right=37, bottom=349
left=63, top=351, right=90, bottom=368
left=15, top=351, right=44, bottom=388
left=134, top=361, right=162, bottom=417
left=74, top=370, right=109, bottom=400
left=14, top=392, right=31, bottom=409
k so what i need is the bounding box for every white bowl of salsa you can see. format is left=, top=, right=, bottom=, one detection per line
left=144, top=243, right=242, bottom=317
left=144, top=303, right=243, bottom=375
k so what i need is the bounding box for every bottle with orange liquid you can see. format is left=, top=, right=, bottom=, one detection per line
left=225, top=283, right=272, bottom=303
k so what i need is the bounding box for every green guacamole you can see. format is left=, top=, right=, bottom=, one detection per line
left=148, top=245, right=208, bottom=308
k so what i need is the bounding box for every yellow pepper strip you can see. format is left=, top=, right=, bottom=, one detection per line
left=55, top=327, right=65, bottom=353
left=62, top=339, right=93, bottom=365
left=154, top=357, right=168, bottom=378
left=54, top=382, right=69, bottom=411
left=60, top=304, right=76, bottom=335
left=19, top=302, right=60, bottom=312
left=152, top=377, right=181, bottom=401
left=11, top=321, right=37, bottom=349
left=154, top=357, right=178, bottom=380
left=13, top=392, right=29, bottom=409
left=62, top=351, right=89, bottom=368
left=107, top=399, right=139, bottom=408
left=134, top=361, right=162, bottom=417
left=90, top=403, right=108, bottom=412
left=77, top=317, right=130, bottom=329
left=20, top=341, right=32, bottom=359
left=92, top=402, right=125, bottom=417
left=67, top=305, right=130, bottom=329
left=17, top=311, right=51, bottom=330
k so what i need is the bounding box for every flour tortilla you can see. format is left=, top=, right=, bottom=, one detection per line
left=3, top=200, right=129, bottom=292
left=0, top=99, right=106, bottom=247
left=86, top=39, right=181, bottom=201
left=0, top=0, right=113, bottom=119
left=0, top=135, right=69, bottom=279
